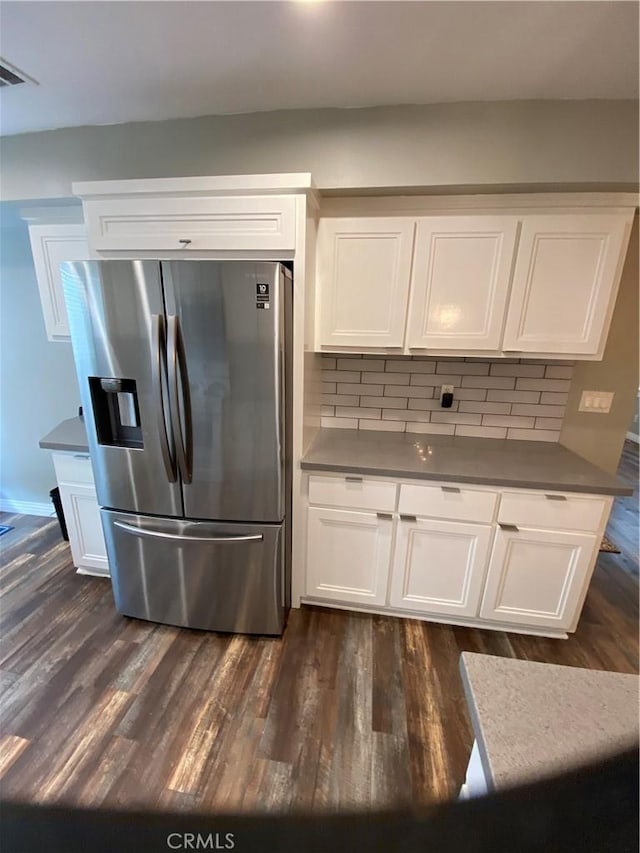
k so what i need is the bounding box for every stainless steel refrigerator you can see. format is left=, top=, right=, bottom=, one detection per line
left=61, top=260, right=292, bottom=635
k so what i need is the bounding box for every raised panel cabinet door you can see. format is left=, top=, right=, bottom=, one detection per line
left=58, top=483, right=109, bottom=575
left=28, top=224, right=89, bottom=342
left=317, top=217, right=416, bottom=348
left=480, top=527, right=597, bottom=630
left=306, top=507, right=393, bottom=605
left=407, top=216, right=519, bottom=350
left=84, top=195, right=297, bottom=252
left=502, top=213, right=632, bottom=355
left=389, top=517, right=493, bottom=617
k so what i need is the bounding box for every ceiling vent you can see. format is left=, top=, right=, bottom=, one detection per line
left=0, top=59, right=36, bottom=87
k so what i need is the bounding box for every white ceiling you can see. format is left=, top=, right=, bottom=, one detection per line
left=0, top=1, right=637, bottom=137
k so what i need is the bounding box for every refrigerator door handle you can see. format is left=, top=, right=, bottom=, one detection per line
left=167, top=314, right=193, bottom=484
left=113, top=521, right=263, bottom=544
left=151, top=314, right=177, bottom=483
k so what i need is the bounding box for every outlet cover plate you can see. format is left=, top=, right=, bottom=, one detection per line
left=579, top=390, right=614, bottom=414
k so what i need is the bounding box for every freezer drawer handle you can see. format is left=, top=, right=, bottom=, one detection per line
left=345, top=475, right=363, bottom=483
left=545, top=494, right=567, bottom=501
left=151, top=314, right=177, bottom=483
left=114, top=521, right=263, bottom=544
left=441, top=486, right=461, bottom=493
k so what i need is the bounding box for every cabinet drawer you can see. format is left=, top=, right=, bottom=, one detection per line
left=52, top=452, right=95, bottom=486
left=308, top=474, right=396, bottom=512
left=85, top=195, right=296, bottom=252
left=398, top=483, right=498, bottom=523
left=498, top=491, right=607, bottom=533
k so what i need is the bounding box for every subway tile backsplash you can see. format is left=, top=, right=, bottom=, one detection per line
left=319, top=355, right=573, bottom=442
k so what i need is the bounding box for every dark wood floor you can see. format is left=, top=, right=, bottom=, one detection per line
left=603, top=439, right=639, bottom=578
left=0, top=443, right=637, bottom=814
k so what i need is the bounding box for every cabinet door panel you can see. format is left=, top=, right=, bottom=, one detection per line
left=58, top=483, right=109, bottom=575
left=317, top=218, right=415, bottom=348
left=390, top=518, right=493, bottom=617
left=480, top=527, right=597, bottom=629
left=306, top=507, right=392, bottom=605
left=85, top=196, right=296, bottom=252
left=503, top=214, right=632, bottom=355
left=28, top=225, right=89, bottom=342
left=407, top=216, right=518, bottom=350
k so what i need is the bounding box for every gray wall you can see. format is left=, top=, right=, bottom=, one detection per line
left=560, top=218, right=639, bottom=473
left=0, top=222, right=80, bottom=507
left=1, top=100, right=638, bottom=201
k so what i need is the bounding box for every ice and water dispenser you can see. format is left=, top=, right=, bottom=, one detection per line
left=89, top=377, right=143, bottom=448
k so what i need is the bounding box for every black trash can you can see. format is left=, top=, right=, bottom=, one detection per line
left=50, top=487, right=69, bottom=541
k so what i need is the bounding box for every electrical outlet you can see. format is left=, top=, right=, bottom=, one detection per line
left=578, top=390, right=614, bottom=414
left=440, top=384, right=454, bottom=408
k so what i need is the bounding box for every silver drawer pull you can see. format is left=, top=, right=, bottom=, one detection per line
left=545, top=494, right=567, bottom=501
left=400, top=514, right=417, bottom=523
left=376, top=512, right=393, bottom=521
left=441, top=486, right=461, bottom=494
left=114, top=521, right=263, bottom=543
left=499, top=523, right=519, bottom=532
left=345, top=475, right=363, bottom=483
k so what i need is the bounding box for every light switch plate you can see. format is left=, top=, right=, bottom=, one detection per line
left=578, top=390, right=614, bottom=414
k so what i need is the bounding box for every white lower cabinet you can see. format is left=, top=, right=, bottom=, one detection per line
left=304, top=473, right=609, bottom=637
left=306, top=506, right=392, bottom=605
left=389, top=517, right=493, bottom=618
left=58, top=483, right=109, bottom=575
left=480, top=526, right=597, bottom=630
left=52, top=452, right=109, bottom=577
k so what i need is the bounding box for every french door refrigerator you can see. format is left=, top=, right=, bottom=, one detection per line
left=61, top=260, right=292, bottom=635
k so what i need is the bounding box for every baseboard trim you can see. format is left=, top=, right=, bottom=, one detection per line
left=0, top=498, right=54, bottom=517
left=626, top=431, right=639, bottom=445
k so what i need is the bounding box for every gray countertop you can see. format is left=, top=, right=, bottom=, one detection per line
left=39, top=417, right=89, bottom=453
left=460, top=652, right=639, bottom=790
left=301, top=429, right=631, bottom=496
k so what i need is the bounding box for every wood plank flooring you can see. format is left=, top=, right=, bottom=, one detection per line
left=0, top=447, right=637, bottom=814
left=603, top=439, right=639, bottom=578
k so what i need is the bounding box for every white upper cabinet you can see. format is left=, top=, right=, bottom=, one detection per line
left=406, top=216, right=519, bottom=351
left=28, top=224, right=89, bottom=342
left=83, top=195, right=297, bottom=253
left=502, top=213, right=632, bottom=356
left=316, top=217, right=416, bottom=348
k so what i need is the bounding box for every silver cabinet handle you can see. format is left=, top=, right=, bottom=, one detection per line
left=114, top=521, right=263, bottom=544
left=499, top=523, right=519, bottom=532
left=441, top=486, right=461, bottom=493
left=151, top=313, right=177, bottom=483
left=345, top=475, right=363, bottom=483
left=545, top=494, right=567, bottom=501
left=178, top=239, right=192, bottom=247
left=400, top=514, right=417, bottom=522
left=376, top=512, right=393, bottom=520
